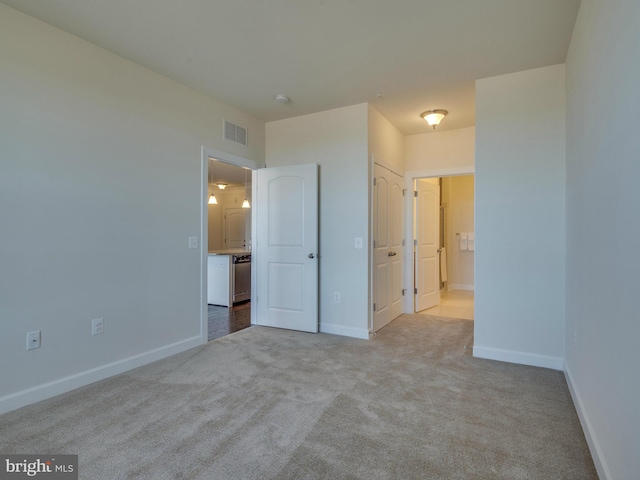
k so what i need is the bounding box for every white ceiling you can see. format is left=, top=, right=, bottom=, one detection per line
left=1, top=0, right=580, bottom=135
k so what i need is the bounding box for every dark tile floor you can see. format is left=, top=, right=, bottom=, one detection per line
left=207, top=301, right=251, bottom=341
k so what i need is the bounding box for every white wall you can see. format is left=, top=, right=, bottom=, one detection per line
left=266, top=104, right=370, bottom=338
left=474, top=64, right=566, bottom=370
left=565, top=1, right=640, bottom=478
left=368, top=105, right=404, bottom=171
left=0, top=5, right=265, bottom=413
left=405, top=127, right=475, bottom=173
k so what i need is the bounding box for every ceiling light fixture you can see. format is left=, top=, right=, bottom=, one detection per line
left=420, top=109, right=448, bottom=129
left=216, top=183, right=227, bottom=190
left=275, top=94, right=290, bottom=104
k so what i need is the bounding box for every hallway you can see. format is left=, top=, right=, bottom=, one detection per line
left=420, top=289, right=474, bottom=320
left=208, top=302, right=251, bottom=341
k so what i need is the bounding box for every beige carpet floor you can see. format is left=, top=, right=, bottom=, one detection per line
left=0, top=315, right=597, bottom=479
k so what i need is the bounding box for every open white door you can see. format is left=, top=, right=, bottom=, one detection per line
left=255, top=163, right=318, bottom=333
left=415, top=179, right=440, bottom=312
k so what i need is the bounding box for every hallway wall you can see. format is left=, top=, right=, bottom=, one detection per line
left=474, top=64, right=566, bottom=370
left=405, top=127, right=475, bottom=173
left=564, top=1, right=640, bottom=478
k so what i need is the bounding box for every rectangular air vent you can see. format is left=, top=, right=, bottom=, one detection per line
left=223, top=119, right=248, bottom=147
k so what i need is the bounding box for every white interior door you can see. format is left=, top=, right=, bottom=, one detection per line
left=224, top=208, right=246, bottom=249
left=255, top=163, right=318, bottom=333
left=389, top=171, right=404, bottom=321
left=415, top=179, right=440, bottom=312
left=372, top=163, right=404, bottom=332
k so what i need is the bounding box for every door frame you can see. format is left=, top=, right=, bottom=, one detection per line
left=200, top=146, right=258, bottom=344
left=403, top=166, right=474, bottom=314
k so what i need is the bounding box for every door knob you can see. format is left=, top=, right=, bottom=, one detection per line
left=388, top=251, right=397, bottom=257
left=308, top=253, right=315, bottom=259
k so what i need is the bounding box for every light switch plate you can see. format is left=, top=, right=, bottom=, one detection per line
left=188, top=236, right=199, bottom=249
left=26, top=330, right=41, bottom=350
left=354, top=237, right=363, bottom=249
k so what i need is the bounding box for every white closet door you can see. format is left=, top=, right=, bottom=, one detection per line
left=372, top=163, right=404, bottom=332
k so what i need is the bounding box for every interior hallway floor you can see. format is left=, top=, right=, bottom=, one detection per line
left=208, top=302, right=251, bottom=341
left=420, top=289, right=474, bottom=320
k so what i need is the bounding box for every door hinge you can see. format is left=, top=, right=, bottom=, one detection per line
left=402, top=239, right=406, bottom=246
left=402, top=289, right=407, bottom=296
left=373, top=178, right=377, bottom=186
left=373, top=303, right=377, bottom=312
left=373, top=240, right=377, bottom=248
left=414, top=191, right=418, bottom=197
left=414, top=288, right=418, bottom=294
left=414, top=239, right=417, bottom=246
left=402, top=189, right=407, bottom=196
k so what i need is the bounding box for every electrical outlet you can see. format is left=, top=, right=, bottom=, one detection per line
left=92, top=318, right=104, bottom=336
left=188, top=236, right=199, bottom=249
left=333, top=292, right=341, bottom=303
left=26, top=330, right=41, bottom=350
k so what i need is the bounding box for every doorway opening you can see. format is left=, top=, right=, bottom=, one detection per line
left=200, top=147, right=257, bottom=343
left=412, top=174, right=474, bottom=321
left=207, top=158, right=252, bottom=341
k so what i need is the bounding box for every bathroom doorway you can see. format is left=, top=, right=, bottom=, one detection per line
left=413, top=174, right=475, bottom=320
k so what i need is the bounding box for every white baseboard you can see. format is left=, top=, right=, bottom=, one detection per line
left=564, top=364, right=611, bottom=480
left=448, top=284, right=474, bottom=291
left=0, top=336, right=202, bottom=415
left=320, top=322, right=369, bottom=340
left=472, top=345, right=564, bottom=370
